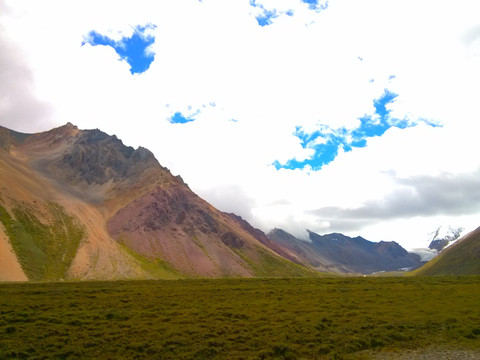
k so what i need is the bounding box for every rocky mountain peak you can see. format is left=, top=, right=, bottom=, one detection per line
left=43, top=122, right=79, bottom=139
left=59, top=122, right=79, bottom=135
left=55, top=127, right=161, bottom=185
left=19, top=122, right=80, bottom=151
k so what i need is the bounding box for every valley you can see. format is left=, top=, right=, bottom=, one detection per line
left=1, top=277, right=479, bottom=359
left=2, top=2, right=479, bottom=359
left=1, top=123, right=480, bottom=359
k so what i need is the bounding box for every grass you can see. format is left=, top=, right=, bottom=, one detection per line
left=118, top=241, right=182, bottom=279
left=0, top=201, right=85, bottom=281
left=0, top=276, right=479, bottom=359
left=240, top=246, right=320, bottom=278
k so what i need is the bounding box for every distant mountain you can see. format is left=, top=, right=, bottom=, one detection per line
left=0, top=123, right=314, bottom=281
left=268, top=229, right=422, bottom=274
left=414, top=227, right=480, bottom=276
left=267, top=229, right=341, bottom=272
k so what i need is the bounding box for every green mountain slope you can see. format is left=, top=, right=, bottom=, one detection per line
left=414, top=227, right=480, bottom=276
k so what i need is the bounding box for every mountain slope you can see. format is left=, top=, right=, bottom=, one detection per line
left=268, top=228, right=422, bottom=274
left=224, top=213, right=310, bottom=267
left=0, top=123, right=314, bottom=280
left=0, top=125, right=155, bottom=280
left=414, top=227, right=480, bottom=276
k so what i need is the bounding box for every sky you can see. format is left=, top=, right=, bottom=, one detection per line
left=1, top=0, right=480, bottom=250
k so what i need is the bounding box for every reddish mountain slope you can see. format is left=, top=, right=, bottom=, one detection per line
left=0, top=123, right=313, bottom=280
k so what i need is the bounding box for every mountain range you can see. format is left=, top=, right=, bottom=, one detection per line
left=268, top=229, right=421, bottom=274
left=0, top=123, right=477, bottom=281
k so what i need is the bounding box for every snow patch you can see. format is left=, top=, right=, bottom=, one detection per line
left=410, top=248, right=439, bottom=262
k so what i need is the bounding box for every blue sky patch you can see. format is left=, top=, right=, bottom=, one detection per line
left=275, top=89, right=437, bottom=171
left=302, top=0, right=329, bottom=11
left=83, top=24, right=156, bottom=74
left=250, top=0, right=278, bottom=27
left=169, top=112, right=196, bottom=124
left=256, top=9, right=279, bottom=26
left=249, top=0, right=308, bottom=26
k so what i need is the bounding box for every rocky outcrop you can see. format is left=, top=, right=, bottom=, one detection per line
left=53, top=129, right=160, bottom=185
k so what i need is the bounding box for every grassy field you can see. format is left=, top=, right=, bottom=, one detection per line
left=0, top=277, right=479, bottom=359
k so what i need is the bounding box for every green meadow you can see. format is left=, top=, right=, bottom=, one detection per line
left=1, top=276, right=479, bottom=359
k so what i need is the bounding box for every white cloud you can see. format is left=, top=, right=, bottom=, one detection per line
left=1, top=0, right=480, bottom=250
